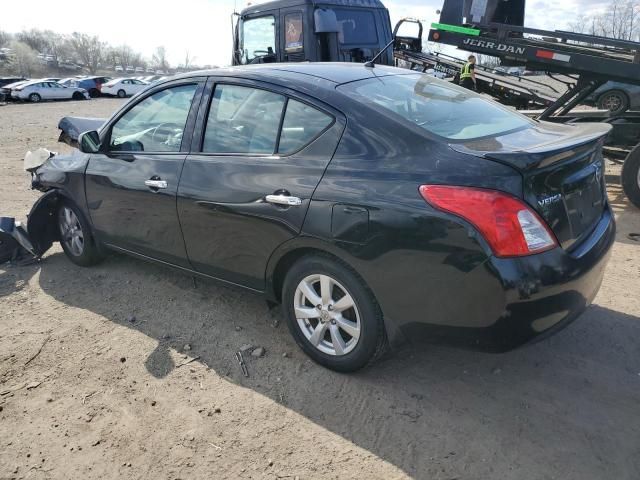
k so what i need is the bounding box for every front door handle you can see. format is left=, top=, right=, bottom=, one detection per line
left=265, top=194, right=302, bottom=206
left=145, top=179, right=168, bottom=189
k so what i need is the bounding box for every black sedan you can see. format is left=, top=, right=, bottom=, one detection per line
left=8, top=64, right=615, bottom=372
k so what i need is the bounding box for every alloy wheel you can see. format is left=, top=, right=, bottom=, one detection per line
left=59, top=206, right=84, bottom=256
left=293, top=274, right=361, bottom=356
left=602, top=93, right=623, bottom=112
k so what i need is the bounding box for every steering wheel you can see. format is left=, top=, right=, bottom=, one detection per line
left=151, top=123, right=183, bottom=147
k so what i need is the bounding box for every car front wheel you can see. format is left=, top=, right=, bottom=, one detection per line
left=117, top=89, right=126, bottom=98
left=282, top=255, right=387, bottom=372
left=57, top=201, right=105, bottom=267
left=597, top=90, right=630, bottom=115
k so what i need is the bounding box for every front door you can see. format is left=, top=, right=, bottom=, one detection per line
left=178, top=80, right=344, bottom=289
left=85, top=81, right=203, bottom=267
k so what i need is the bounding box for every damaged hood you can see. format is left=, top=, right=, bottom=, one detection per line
left=58, top=116, right=106, bottom=147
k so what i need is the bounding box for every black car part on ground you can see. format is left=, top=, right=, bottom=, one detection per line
left=424, top=1, right=640, bottom=208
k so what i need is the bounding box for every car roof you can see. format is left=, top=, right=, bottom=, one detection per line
left=240, top=0, right=386, bottom=15
left=167, top=63, right=413, bottom=90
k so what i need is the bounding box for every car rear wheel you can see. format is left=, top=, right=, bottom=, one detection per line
left=29, top=93, right=41, bottom=103
left=597, top=90, right=630, bottom=115
left=89, top=88, right=99, bottom=98
left=57, top=201, right=105, bottom=267
left=282, top=255, right=387, bottom=372
left=117, top=89, right=126, bottom=98
left=622, top=145, right=640, bottom=209
left=72, top=91, right=84, bottom=100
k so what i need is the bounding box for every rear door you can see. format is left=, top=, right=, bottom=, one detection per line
left=85, top=79, right=204, bottom=267
left=178, top=78, right=345, bottom=289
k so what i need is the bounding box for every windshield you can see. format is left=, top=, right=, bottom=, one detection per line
left=241, top=16, right=276, bottom=64
left=338, top=74, right=532, bottom=140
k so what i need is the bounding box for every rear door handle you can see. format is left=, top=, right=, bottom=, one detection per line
left=145, top=179, right=168, bottom=189
left=265, top=194, right=302, bottom=206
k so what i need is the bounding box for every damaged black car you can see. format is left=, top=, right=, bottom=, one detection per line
left=1, top=64, right=615, bottom=372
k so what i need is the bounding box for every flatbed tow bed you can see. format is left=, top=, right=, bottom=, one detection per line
left=414, top=15, right=640, bottom=207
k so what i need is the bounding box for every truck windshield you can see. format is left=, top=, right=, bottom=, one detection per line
left=334, top=9, right=378, bottom=45
left=337, top=74, right=532, bottom=140
left=241, top=16, right=276, bottom=64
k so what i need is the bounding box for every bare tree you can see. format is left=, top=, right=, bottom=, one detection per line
left=570, top=0, right=640, bottom=41
left=9, top=40, right=39, bottom=76
left=183, top=50, right=196, bottom=69
left=152, top=46, right=170, bottom=71
left=16, top=29, right=50, bottom=54
left=116, top=44, right=134, bottom=67
left=69, top=33, right=104, bottom=74
left=0, top=31, right=11, bottom=49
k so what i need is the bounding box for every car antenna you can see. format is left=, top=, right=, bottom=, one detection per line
left=364, top=37, right=395, bottom=68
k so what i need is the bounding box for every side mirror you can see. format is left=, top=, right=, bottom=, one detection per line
left=78, top=130, right=101, bottom=154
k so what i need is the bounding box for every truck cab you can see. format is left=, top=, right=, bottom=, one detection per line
left=232, top=0, right=393, bottom=65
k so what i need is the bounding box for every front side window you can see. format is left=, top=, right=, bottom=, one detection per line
left=334, top=9, right=378, bottom=45
left=284, top=13, right=304, bottom=52
left=338, top=74, right=532, bottom=140
left=203, top=84, right=285, bottom=154
left=110, top=84, right=197, bottom=152
left=278, top=100, right=332, bottom=154
left=241, top=16, right=276, bottom=64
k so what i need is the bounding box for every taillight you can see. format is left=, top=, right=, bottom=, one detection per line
left=419, top=185, right=557, bottom=257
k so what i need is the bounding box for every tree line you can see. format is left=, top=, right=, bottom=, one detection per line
left=0, top=29, right=197, bottom=77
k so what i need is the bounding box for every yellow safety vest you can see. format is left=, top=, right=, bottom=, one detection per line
left=461, top=62, right=473, bottom=80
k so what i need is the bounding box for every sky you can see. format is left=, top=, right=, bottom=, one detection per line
left=2, top=0, right=612, bottom=67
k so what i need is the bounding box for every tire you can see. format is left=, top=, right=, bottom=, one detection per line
left=282, top=255, right=387, bottom=372
left=72, top=91, right=83, bottom=100
left=89, top=88, right=99, bottom=98
left=597, top=90, right=630, bottom=115
left=117, top=89, right=126, bottom=98
left=29, top=93, right=41, bottom=103
left=57, top=200, right=105, bottom=267
left=622, top=144, right=640, bottom=209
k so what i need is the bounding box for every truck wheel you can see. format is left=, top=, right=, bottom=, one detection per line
left=597, top=90, right=630, bottom=115
left=622, top=145, right=640, bottom=209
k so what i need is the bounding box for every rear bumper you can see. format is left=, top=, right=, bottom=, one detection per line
left=399, top=207, right=615, bottom=351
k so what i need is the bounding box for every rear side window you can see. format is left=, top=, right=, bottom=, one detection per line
left=278, top=100, right=332, bottom=154
left=338, top=74, right=532, bottom=140
left=203, top=84, right=286, bottom=154
left=334, top=9, right=378, bottom=45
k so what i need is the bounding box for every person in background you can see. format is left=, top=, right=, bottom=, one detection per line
left=460, top=55, right=477, bottom=90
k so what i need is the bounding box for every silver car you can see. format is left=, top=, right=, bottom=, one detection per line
left=12, top=80, right=90, bottom=102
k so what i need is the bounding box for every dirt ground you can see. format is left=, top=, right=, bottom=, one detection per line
left=0, top=99, right=639, bottom=480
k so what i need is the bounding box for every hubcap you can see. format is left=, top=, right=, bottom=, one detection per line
left=603, top=94, right=622, bottom=111
left=59, top=207, right=84, bottom=256
left=294, top=274, right=361, bottom=356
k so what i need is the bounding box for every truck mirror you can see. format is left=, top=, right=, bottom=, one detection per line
left=314, top=8, right=339, bottom=33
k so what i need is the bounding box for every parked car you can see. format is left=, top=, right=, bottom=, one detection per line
left=72, top=76, right=111, bottom=97
left=0, top=76, right=26, bottom=88
left=18, top=64, right=614, bottom=372
left=135, top=67, right=144, bottom=73
left=585, top=81, right=640, bottom=115
left=0, top=79, right=28, bottom=100
left=11, top=80, right=89, bottom=102
left=100, top=78, right=149, bottom=98
left=115, top=65, right=124, bottom=72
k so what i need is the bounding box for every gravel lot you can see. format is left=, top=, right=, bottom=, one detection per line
left=1, top=99, right=639, bottom=480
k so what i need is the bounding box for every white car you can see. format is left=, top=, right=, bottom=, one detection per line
left=12, top=80, right=89, bottom=102
left=101, top=78, right=149, bottom=98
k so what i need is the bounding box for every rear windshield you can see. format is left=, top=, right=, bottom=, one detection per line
left=337, top=74, right=532, bottom=140
left=334, top=9, right=378, bottom=45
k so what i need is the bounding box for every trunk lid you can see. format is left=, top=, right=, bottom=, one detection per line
left=451, top=121, right=611, bottom=250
